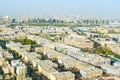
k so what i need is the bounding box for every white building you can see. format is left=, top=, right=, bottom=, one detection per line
left=101, top=64, right=120, bottom=76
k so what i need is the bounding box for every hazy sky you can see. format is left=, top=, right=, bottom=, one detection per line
left=0, top=0, right=120, bottom=18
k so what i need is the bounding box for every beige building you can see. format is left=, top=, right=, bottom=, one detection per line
left=98, top=40, right=120, bottom=55
left=96, top=28, right=108, bottom=34
left=118, top=34, right=120, bottom=42
left=0, top=58, right=7, bottom=66
left=2, top=65, right=14, bottom=75
left=63, top=34, right=94, bottom=49
left=16, top=76, right=32, bottom=80
left=51, top=71, right=75, bottom=80
left=35, top=47, right=45, bottom=53
left=44, top=48, right=103, bottom=79
left=16, top=65, right=27, bottom=76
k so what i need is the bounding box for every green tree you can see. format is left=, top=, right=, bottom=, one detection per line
left=105, top=48, right=112, bottom=55
left=96, top=47, right=103, bottom=54
left=23, top=38, right=35, bottom=44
